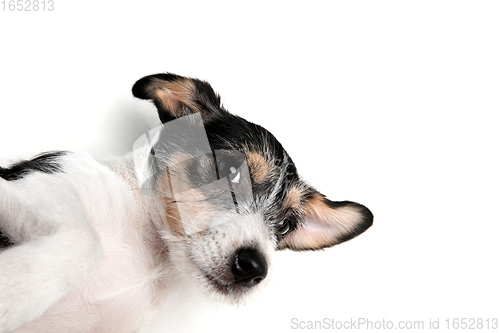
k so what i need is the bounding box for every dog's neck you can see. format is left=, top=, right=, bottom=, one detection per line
left=102, top=153, right=172, bottom=274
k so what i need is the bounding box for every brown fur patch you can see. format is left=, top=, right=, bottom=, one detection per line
left=246, top=151, right=274, bottom=184
left=164, top=200, right=184, bottom=236
left=283, top=186, right=304, bottom=210
left=152, top=78, right=200, bottom=115
left=156, top=167, right=184, bottom=236
left=155, top=152, right=219, bottom=236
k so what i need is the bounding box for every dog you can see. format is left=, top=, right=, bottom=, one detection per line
left=0, top=73, right=373, bottom=332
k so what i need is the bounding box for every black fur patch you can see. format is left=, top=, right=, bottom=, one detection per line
left=132, top=73, right=178, bottom=100
left=203, top=113, right=305, bottom=230
left=0, top=151, right=66, bottom=181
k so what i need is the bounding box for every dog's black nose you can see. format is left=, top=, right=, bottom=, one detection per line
left=231, top=248, right=268, bottom=288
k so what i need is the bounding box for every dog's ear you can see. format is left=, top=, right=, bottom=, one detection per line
left=132, top=73, right=223, bottom=123
left=280, top=192, right=373, bottom=251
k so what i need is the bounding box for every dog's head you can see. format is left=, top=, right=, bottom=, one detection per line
left=132, top=73, right=373, bottom=302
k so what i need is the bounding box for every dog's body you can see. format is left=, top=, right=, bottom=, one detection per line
left=0, top=73, right=373, bottom=332
left=1, top=151, right=163, bottom=332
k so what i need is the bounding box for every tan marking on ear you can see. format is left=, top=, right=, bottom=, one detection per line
left=305, top=195, right=362, bottom=231
left=281, top=193, right=363, bottom=250
left=246, top=151, right=274, bottom=184
left=303, top=195, right=328, bottom=220
left=155, top=89, right=183, bottom=116
left=303, top=195, right=362, bottom=234
left=152, top=78, right=200, bottom=115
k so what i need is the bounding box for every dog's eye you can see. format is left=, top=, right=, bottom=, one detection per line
left=217, top=155, right=242, bottom=184
left=228, top=166, right=240, bottom=183
left=277, top=212, right=298, bottom=238
left=277, top=221, right=291, bottom=236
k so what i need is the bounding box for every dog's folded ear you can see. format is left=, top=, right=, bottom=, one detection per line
left=280, top=192, right=373, bottom=251
left=132, top=73, right=223, bottom=123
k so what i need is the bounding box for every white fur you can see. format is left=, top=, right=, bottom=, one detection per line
left=0, top=151, right=276, bottom=332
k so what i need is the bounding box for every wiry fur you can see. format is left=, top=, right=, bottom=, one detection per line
left=0, top=73, right=373, bottom=332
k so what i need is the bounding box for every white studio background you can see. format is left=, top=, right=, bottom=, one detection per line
left=1, top=1, right=499, bottom=332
